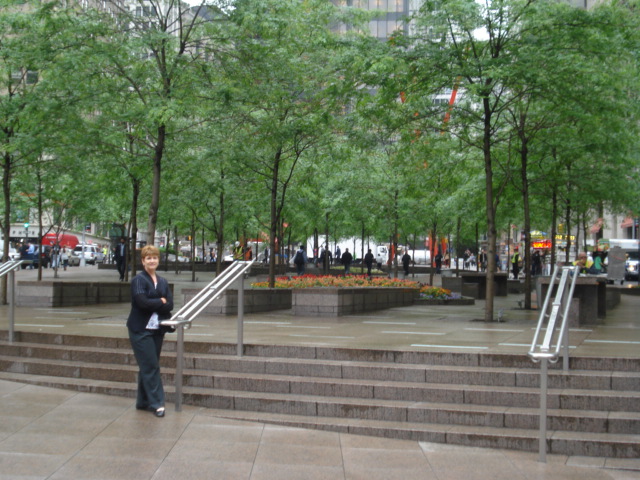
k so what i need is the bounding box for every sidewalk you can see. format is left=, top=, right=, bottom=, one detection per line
left=1, top=264, right=639, bottom=479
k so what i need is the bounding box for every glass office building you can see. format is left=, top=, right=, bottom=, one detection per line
left=332, top=0, right=422, bottom=41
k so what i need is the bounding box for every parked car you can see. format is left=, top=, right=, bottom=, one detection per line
left=625, top=251, right=639, bottom=280
left=4, top=247, right=20, bottom=262
left=32, top=246, right=51, bottom=268
left=68, top=252, right=81, bottom=266
left=72, top=244, right=104, bottom=265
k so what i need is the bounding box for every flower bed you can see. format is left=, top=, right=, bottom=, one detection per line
left=415, top=286, right=475, bottom=306
left=252, top=275, right=420, bottom=317
left=252, top=274, right=420, bottom=290
left=250, top=276, right=473, bottom=314
left=419, top=286, right=458, bottom=300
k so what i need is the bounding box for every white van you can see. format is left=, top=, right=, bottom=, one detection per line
left=0, top=240, right=20, bottom=261
left=605, top=239, right=639, bottom=280
left=71, top=244, right=104, bottom=265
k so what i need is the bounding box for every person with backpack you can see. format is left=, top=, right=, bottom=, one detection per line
left=293, top=246, right=308, bottom=276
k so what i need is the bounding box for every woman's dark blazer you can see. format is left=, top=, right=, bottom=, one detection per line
left=126, top=270, right=174, bottom=333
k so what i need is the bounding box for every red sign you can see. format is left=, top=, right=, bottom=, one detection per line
left=532, top=239, right=551, bottom=249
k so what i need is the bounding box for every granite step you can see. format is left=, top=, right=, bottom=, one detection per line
left=3, top=341, right=640, bottom=392
left=1, top=331, right=639, bottom=459
left=1, top=355, right=639, bottom=434
left=2, top=354, right=639, bottom=413
left=1, top=370, right=636, bottom=459
left=4, top=331, right=640, bottom=372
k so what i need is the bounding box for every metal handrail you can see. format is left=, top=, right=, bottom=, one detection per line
left=161, top=259, right=255, bottom=411
left=527, top=265, right=579, bottom=463
left=0, top=260, right=25, bottom=343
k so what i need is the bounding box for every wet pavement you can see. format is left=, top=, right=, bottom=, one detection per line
left=1, top=264, right=639, bottom=479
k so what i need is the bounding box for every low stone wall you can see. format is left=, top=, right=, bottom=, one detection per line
left=292, top=287, right=418, bottom=317
left=414, top=297, right=475, bottom=306
left=17, top=281, right=131, bottom=307
left=615, top=286, right=640, bottom=297
left=182, top=288, right=292, bottom=315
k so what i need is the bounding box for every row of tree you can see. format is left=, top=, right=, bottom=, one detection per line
left=1, top=0, right=639, bottom=319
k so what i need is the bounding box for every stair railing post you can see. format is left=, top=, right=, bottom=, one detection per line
left=9, top=268, right=15, bottom=343
left=539, top=357, right=548, bottom=463
left=562, top=326, right=570, bottom=372
left=237, top=273, right=244, bottom=357
left=174, top=325, right=184, bottom=412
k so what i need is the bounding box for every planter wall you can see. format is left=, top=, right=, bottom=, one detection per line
left=292, top=287, right=418, bottom=317
left=17, top=281, right=132, bottom=307
left=182, top=288, right=291, bottom=315
left=415, top=297, right=475, bottom=306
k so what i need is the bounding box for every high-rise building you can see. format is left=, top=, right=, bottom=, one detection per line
left=331, top=0, right=422, bottom=41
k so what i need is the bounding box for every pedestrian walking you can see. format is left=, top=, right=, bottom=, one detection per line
left=114, top=237, right=128, bottom=281
left=341, top=248, right=353, bottom=275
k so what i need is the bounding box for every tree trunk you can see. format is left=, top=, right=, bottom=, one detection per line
left=392, top=190, right=399, bottom=278
left=519, top=118, right=532, bottom=309
left=216, top=181, right=225, bottom=276
left=324, top=213, right=330, bottom=274
left=147, top=124, right=166, bottom=246
left=360, top=221, right=365, bottom=272
left=551, top=188, right=557, bottom=269
left=475, top=223, right=479, bottom=272
left=174, top=226, right=179, bottom=275
left=429, top=223, right=437, bottom=286
left=191, top=213, right=196, bottom=282
left=483, top=98, right=496, bottom=322
left=1, top=150, right=12, bottom=304
left=130, top=178, right=140, bottom=279
left=36, top=169, right=43, bottom=282
left=564, top=199, right=571, bottom=264
left=455, top=217, right=461, bottom=276
left=268, top=147, right=282, bottom=287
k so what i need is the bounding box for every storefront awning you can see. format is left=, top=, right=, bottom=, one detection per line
left=589, top=218, right=603, bottom=234
left=620, top=217, right=635, bottom=228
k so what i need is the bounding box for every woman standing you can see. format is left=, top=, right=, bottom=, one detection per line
left=127, top=245, right=173, bottom=417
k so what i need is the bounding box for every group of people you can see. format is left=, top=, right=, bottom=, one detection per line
left=294, top=245, right=357, bottom=276
left=509, top=248, right=606, bottom=279
left=293, top=245, right=419, bottom=278
left=17, top=241, right=73, bottom=270
left=509, top=247, right=544, bottom=280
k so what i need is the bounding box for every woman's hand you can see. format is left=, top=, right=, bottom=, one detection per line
left=160, top=297, right=167, bottom=304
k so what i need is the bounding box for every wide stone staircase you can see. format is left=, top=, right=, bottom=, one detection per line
left=1, top=331, right=639, bottom=458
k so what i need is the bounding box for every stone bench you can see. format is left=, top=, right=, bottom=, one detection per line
left=459, top=272, right=508, bottom=297
left=537, top=276, right=608, bottom=326
left=17, top=281, right=132, bottom=307
left=441, top=276, right=480, bottom=299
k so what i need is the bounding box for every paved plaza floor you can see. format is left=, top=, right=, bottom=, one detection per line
left=1, top=264, right=639, bottom=479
